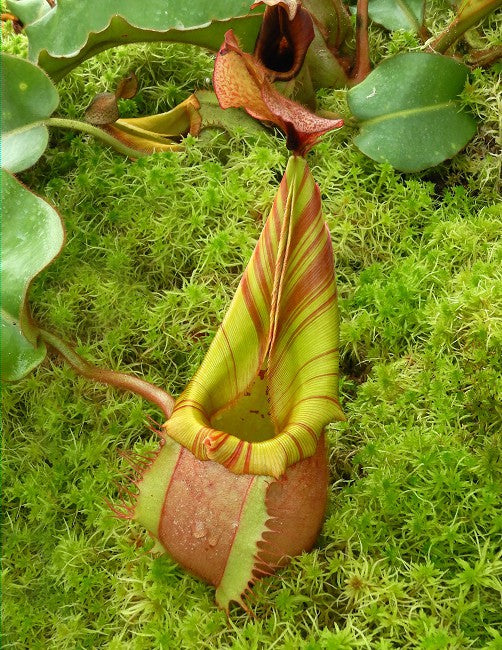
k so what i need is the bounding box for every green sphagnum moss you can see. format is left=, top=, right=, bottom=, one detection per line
left=2, top=5, right=501, bottom=648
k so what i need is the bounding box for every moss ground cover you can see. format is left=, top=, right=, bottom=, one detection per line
left=2, top=11, right=502, bottom=648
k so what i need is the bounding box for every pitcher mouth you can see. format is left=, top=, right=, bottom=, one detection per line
left=210, top=374, right=276, bottom=444
left=253, top=3, right=315, bottom=81
left=162, top=372, right=281, bottom=474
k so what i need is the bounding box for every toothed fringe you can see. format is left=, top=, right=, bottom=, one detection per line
left=222, top=514, right=287, bottom=615
left=107, top=422, right=165, bottom=520
left=106, top=498, right=135, bottom=520
left=239, top=512, right=302, bottom=612
left=145, top=413, right=165, bottom=438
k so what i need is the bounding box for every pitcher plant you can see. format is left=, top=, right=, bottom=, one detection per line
left=123, top=26, right=345, bottom=611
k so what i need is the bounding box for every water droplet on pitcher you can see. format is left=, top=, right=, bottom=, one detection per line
left=193, top=520, right=207, bottom=539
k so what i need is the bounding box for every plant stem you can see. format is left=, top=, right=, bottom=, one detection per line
left=429, top=0, right=502, bottom=54
left=351, top=0, right=371, bottom=85
left=467, top=44, right=502, bottom=67
left=45, top=117, right=148, bottom=159
left=39, top=329, right=175, bottom=419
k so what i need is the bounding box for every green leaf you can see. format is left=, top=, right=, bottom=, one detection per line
left=347, top=53, right=477, bottom=172
left=1, top=171, right=65, bottom=381
left=368, top=0, right=424, bottom=32
left=7, top=0, right=264, bottom=80
left=163, top=156, right=344, bottom=477
left=1, top=52, right=59, bottom=173
left=6, top=0, right=51, bottom=25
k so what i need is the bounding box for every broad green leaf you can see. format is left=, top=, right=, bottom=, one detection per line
left=347, top=52, right=477, bottom=172
left=6, top=0, right=51, bottom=25
left=163, top=156, right=344, bottom=478
left=1, top=171, right=65, bottom=381
left=349, top=0, right=423, bottom=31
left=350, top=0, right=425, bottom=32
left=368, top=0, right=424, bottom=31
left=7, top=0, right=264, bottom=80
left=1, top=52, right=59, bottom=173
